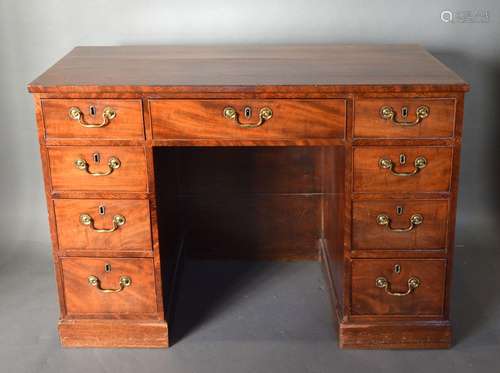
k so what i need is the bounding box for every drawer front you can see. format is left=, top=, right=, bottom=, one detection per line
left=352, top=200, right=449, bottom=250
left=54, top=199, right=152, bottom=251
left=353, top=146, right=453, bottom=193
left=150, top=99, right=346, bottom=140
left=48, top=146, right=148, bottom=192
left=42, top=99, right=144, bottom=140
left=354, top=98, right=455, bottom=138
left=351, top=259, right=446, bottom=316
left=61, top=257, right=158, bottom=315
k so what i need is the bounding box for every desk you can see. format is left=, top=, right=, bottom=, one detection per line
left=28, top=45, right=469, bottom=349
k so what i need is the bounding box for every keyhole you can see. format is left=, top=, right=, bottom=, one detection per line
left=399, top=153, right=406, bottom=165
left=98, top=205, right=105, bottom=215
left=394, top=264, right=401, bottom=274
left=93, top=152, right=100, bottom=164
left=396, top=206, right=404, bottom=215
left=89, top=105, right=97, bottom=117
left=104, top=263, right=112, bottom=272
left=401, top=106, right=408, bottom=118
left=244, top=107, right=252, bottom=119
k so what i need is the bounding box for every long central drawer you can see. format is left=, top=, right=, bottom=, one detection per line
left=150, top=99, right=346, bottom=140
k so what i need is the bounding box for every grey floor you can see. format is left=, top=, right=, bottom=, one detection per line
left=1, top=224, right=499, bottom=373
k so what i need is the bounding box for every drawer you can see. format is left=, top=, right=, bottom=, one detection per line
left=48, top=146, right=148, bottom=192
left=61, top=257, right=158, bottom=315
left=54, top=199, right=152, bottom=251
left=42, top=99, right=144, bottom=140
left=150, top=99, right=346, bottom=140
left=354, top=98, right=455, bottom=138
left=353, top=146, right=452, bottom=193
left=351, top=259, right=446, bottom=316
left=352, top=200, right=449, bottom=250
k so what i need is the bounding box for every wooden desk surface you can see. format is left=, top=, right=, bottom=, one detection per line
left=29, top=44, right=468, bottom=349
left=28, top=44, right=468, bottom=93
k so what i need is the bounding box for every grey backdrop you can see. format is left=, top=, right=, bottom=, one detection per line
left=1, top=1, right=500, bottom=372
left=0, top=0, right=498, bottom=245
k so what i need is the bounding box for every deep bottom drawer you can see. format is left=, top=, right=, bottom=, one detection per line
left=351, top=259, right=446, bottom=317
left=61, top=257, right=158, bottom=316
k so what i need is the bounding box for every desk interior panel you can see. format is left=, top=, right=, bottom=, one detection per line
left=173, top=146, right=325, bottom=195
left=154, top=147, right=344, bottom=261
left=322, top=146, right=346, bottom=311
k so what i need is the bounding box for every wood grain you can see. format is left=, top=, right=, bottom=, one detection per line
left=54, top=199, right=151, bottom=251
left=150, top=99, right=346, bottom=140
left=354, top=98, right=455, bottom=138
left=352, top=199, right=449, bottom=250
left=48, top=146, right=148, bottom=192
left=339, top=321, right=451, bottom=349
left=28, top=45, right=469, bottom=93
left=42, top=99, right=145, bottom=140
left=170, top=146, right=325, bottom=194
left=351, top=259, right=446, bottom=316
left=322, top=146, right=347, bottom=312
left=322, top=246, right=451, bottom=348
left=27, top=45, right=469, bottom=350
left=353, top=146, right=453, bottom=193
left=155, top=146, right=330, bottom=260
left=61, top=257, right=158, bottom=315
left=59, top=319, right=168, bottom=348
left=182, top=194, right=321, bottom=261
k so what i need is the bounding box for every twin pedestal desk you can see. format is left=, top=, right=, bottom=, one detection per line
left=28, top=45, right=469, bottom=349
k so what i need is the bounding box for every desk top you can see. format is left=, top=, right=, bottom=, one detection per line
left=28, top=44, right=468, bottom=94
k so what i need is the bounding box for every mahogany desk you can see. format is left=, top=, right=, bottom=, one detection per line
left=28, top=45, right=469, bottom=349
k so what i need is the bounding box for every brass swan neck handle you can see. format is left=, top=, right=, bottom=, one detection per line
left=87, top=275, right=131, bottom=293
left=74, top=157, right=121, bottom=176
left=69, top=106, right=116, bottom=128
left=223, top=106, right=273, bottom=128
left=376, top=213, right=423, bottom=232
left=79, top=214, right=126, bottom=233
left=379, top=105, right=429, bottom=126
left=379, top=156, right=427, bottom=177
left=375, top=277, right=421, bottom=297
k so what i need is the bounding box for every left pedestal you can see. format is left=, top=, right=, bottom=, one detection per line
left=32, top=96, right=169, bottom=348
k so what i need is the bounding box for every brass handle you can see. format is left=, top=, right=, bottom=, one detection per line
left=79, top=213, right=126, bottom=233
left=379, top=106, right=429, bottom=126
left=376, top=213, right=423, bottom=232
left=375, top=276, right=421, bottom=297
left=379, top=156, right=427, bottom=177
left=87, top=275, right=131, bottom=293
left=223, top=107, right=273, bottom=128
left=69, top=107, right=116, bottom=128
left=74, top=156, right=121, bottom=176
